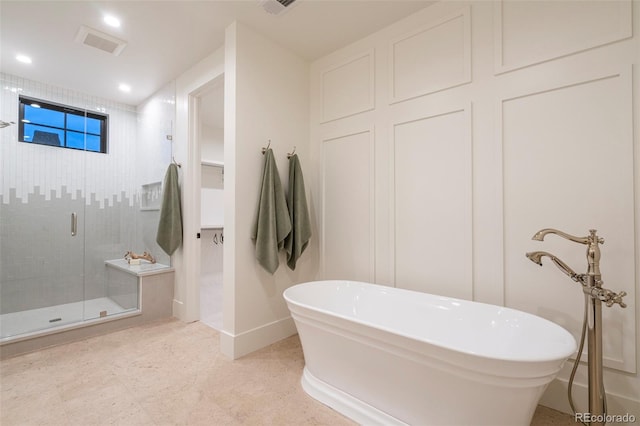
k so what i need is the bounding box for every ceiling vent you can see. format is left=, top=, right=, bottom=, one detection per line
left=75, top=25, right=127, bottom=56
left=259, top=0, right=299, bottom=16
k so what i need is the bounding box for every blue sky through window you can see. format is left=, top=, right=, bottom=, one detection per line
left=19, top=96, right=107, bottom=153
left=24, top=105, right=64, bottom=128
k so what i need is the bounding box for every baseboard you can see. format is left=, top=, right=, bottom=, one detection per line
left=172, top=299, right=185, bottom=319
left=540, top=378, right=640, bottom=420
left=219, top=316, right=297, bottom=359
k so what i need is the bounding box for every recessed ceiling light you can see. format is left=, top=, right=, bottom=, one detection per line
left=103, top=15, right=121, bottom=28
left=16, top=54, right=32, bottom=64
left=118, top=83, right=131, bottom=93
left=4, top=86, right=23, bottom=93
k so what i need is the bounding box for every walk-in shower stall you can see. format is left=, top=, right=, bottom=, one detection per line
left=0, top=73, right=171, bottom=342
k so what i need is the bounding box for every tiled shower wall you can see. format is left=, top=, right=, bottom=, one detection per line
left=0, top=73, right=171, bottom=314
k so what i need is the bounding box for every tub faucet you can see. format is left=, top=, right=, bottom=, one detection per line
left=532, top=228, right=603, bottom=277
left=526, top=228, right=626, bottom=426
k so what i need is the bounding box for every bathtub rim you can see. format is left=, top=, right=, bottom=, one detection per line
left=284, top=280, right=577, bottom=364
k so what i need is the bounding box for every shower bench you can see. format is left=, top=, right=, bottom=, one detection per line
left=104, top=259, right=174, bottom=321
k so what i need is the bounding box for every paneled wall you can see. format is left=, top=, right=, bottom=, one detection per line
left=392, top=106, right=472, bottom=299
left=321, top=129, right=374, bottom=281
left=310, top=0, right=639, bottom=415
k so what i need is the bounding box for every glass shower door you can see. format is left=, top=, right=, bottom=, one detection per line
left=0, top=191, right=86, bottom=338
left=0, top=83, right=86, bottom=338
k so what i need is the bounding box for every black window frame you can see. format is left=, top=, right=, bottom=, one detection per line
left=18, top=95, right=109, bottom=154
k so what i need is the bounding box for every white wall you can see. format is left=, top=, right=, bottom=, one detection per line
left=201, top=124, right=224, bottom=163
left=221, top=22, right=317, bottom=358
left=201, top=164, right=224, bottom=228
left=136, top=81, right=175, bottom=192
left=135, top=80, right=176, bottom=266
left=201, top=118, right=224, bottom=228
left=310, top=0, right=639, bottom=417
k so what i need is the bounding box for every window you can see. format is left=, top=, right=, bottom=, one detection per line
left=18, top=96, right=108, bottom=153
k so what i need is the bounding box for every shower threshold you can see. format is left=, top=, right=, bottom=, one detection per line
left=0, top=297, right=138, bottom=342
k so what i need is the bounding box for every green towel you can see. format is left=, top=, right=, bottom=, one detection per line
left=284, top=154, right=311, bottom=270
left=251, top=149, right=291, bottom=274
left=156, top=163, right=183, bottom=255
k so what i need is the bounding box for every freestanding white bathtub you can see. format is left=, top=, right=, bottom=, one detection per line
left=283, top=280, right=576, bottom=426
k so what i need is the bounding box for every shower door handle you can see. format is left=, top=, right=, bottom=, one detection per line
left=71, top=212, right=77, bottom=236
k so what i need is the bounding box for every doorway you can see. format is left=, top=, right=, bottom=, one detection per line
left=196, top=79, right=224, bottom=331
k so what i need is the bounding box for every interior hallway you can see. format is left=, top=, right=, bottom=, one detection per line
left=1, top=319, right=575, bottom=425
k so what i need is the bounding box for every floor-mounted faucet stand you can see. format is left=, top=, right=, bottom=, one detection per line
left=526, top=228, right=626, bottom=426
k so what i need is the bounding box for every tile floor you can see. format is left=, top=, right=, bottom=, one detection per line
left=1, top=318, right=576, bottom=425
left=199, top=229, right=224, bottom=331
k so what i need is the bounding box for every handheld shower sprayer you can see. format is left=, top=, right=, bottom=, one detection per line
left=525, top=250, right=583, bottom=283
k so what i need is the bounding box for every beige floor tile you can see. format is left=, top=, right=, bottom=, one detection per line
left=1, top=389, right=69, bottom=426
left=0, top=319, right=575, bottom=426
left=531, top=405, right=576, bottom=425
left=135, top=386, right=210, bottom=426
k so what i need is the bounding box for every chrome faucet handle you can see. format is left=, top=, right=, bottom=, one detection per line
left=589, top=229, right=605, bottom=245
left=607, top=291, right=627, bottom=308
left=594, top=288, right=627, bottom=308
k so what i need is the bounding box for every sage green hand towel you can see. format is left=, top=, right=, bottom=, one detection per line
left=156, top=163, right=183, bottom=255
left=251, top=148, right=291, bottom=274
left=284, top=154, right=311, bottom=270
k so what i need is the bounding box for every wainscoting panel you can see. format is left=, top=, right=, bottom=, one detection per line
left=320, top=50, right=375, bottom=123
left=494, top=0, right=632, bottom=73
left=389, top=6, right=471, bottom=104
left=311, top=0, right=640, bottom=412
left=392, top=107, right=472, bottom=299
left=502, top=68, right=635, bottom=373
left=321, top=129, right=375, bottom=281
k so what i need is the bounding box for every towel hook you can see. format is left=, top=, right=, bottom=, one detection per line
left=262, top=140, right=271, bottom=155
left=172, top=156, right=182, bottom=168
left=287, top=146, right=297, bottom=159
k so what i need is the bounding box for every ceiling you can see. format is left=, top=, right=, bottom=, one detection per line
left=0, top=0, right=434, bottom=107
